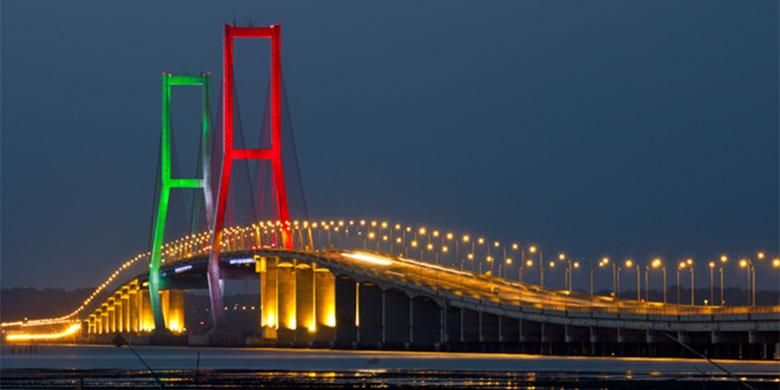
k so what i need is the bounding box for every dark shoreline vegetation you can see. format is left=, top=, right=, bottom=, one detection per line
left=1, top=368, right=778, bottom=389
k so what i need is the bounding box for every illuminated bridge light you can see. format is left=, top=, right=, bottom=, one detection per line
left=229, top=258, right=256, bottom=265
left=341, top=252, right=393, bottom=266
left=5, top=323, right=81, bottom=342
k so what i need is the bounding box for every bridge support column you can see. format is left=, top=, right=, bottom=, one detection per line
left=295, top=264, right=315, bottom=344
left=410, top=296, right=441, bottom=349
left=500, top=316, right=520, bottom=344
left=479, top=312, right=499, bottom=346
left=128, top=288, right=139, bottom=333
left=139, top=290, right=154, bottom=332
left=461, top=308, right=480, bottom=346
left=314, top=268, right=336, bottom=343
left=259, top=256, right=279, bottom=340
left=99, top=305, right=109, bottom=335
left=121, top=290, right=130, bottom=333
left=161, top=289, right=185, bottom=332
left=445, top=306, right=461, bottom=347
left=358, top=282, right=383, bottom=348
left=335, top=275, right=357, bottom=346
left=107, top=298, right=116, bottom=334
left=382, top=289, right=410, bottom=348
left=87, top=314, right=96, bottom=335
left=114, top=294, right=124, bottom=333
left=277, top=263, right=296, bottom=342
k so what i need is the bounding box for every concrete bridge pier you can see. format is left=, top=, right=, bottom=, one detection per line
left=410, top=296, right=441, bottom=349
left=460, top=308, right=480, bottom=350
left=479, top=312, right=499, bottom=351
left=499, top=316, right=520, bottom=352
left=115, top=293, right=125, bottom=333
left=357, top=282, right=382, bottom=348
left=382, top=289, right=411, bottom=349
left=106, top=298, right=116, bottom=333
left=276, top=262, right=296, bottom=343
left=294, top=264, right=315, bottom=345
left=314, top=268, right=336, bottom=344
left=259, top=256, right=279, bottom=340
left=334, top=275, right=357, bottom=347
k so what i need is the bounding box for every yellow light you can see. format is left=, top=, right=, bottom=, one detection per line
left=505, top=258, right=512, bottom=265
left=395, top=237, right=402, bottom=243
left=651, top=258, right=662, bottom=269
left=462, top=235, right=470, bottom=243
left=720, top=255, right=727, bottom=263
left=624, top=259, right=633, bottom=268
left=446, top=233, right=454, bottom=240
left=427, top=243, right=434, bottom=251
left=494, top=241, right=500, bottom=248
left=757, top=252, right=765, bottom=260
left=411, top=240, right=418, bottom=247
left=739, top=259, right=748, bottom=268
left=573, top=261, right=580, bottom=268
left=381, top=221, right=387, bottom=228
left=432, top=230, right=440, bottom=237
left=772, top=259, right=780, bottom=268
left=708, top=261, right=715, bottom=268
left=442, top=246, right=449, bottom=253
left=368, top=232, right=375, bottom=239
left=558, top=253, right=566, bottom=260
left=548, top=261, right=555, bottom=268
left=526, top=259, right=533, bottom=267
left=512, top=243, right=519, bottom=250
left=478, top=238, right=485, bottom=244
left=342, top=252, right=394, bottom=266
left=394, top=224, right=401, bottom=230
left=529, top=245, right=537, bottom=253
left=487, top=256, right=494, bottom=262
left=601, top=257, right=609, bottom=264
left=467, top=253, right=474, bottom=260
left=6, top=323, right=81, bottom=342
left=419, top=227, right=427, bottom=235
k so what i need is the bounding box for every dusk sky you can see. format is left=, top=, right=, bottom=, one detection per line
left=2, top=0, right=777, bottom=289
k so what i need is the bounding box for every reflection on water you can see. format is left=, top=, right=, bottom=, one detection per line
left=2, top=369, right=779, bottom=389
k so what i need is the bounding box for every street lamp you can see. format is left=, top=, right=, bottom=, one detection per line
left=739, top=258, right=754, bottom=306
left=624, top=259, right=640, bottom=300
left=598, top=257, right=615, bottom=297
left=708, top=261, right=716, bottom=306
left=571, top=261, right=580, bottom=291
left=719, top=255, right=727, bottom=305
left=678, top=259, right=695, bottom=305
left=650, top=258, right=667, bottom=303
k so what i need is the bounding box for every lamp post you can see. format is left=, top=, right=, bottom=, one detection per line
left=571, top=261, right=580, bottom=291
left=558, top=253, right=568, bottom=290
left=651, top=258, right=666, bottom=303
left=719, top=255, right=727, bottom=305
left=739, top=258, right=754, bottom=306
left=708, top=261, right=715, bottom=306
left=598, top=257, right=614, bottom=297
left=624, top=259, right=639, bottom=301
left=682, top=258, right=695, bottom=306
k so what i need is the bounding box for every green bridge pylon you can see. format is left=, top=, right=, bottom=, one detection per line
left=149, top=73, right=214, bottom=333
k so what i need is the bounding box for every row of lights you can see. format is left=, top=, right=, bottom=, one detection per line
left=5, top=218, right=777, bottom=330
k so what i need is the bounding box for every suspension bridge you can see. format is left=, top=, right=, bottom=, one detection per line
left=2, top=24, right=779, bottom=360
